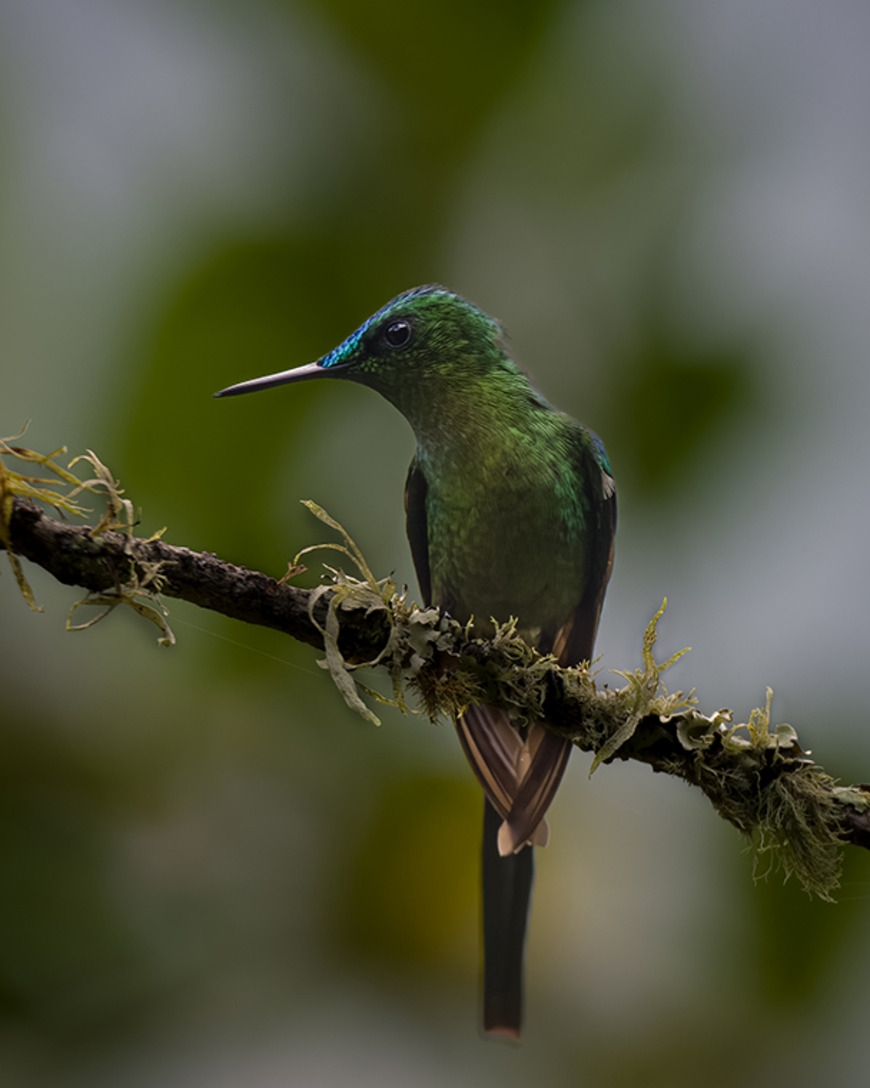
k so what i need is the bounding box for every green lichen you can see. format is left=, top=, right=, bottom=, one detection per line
left=673, top=687, right=844, bottom=899
left=300, top=509, right=850, bottom=900
left=1, top=437, right=173, bottom=644
left=590, top=599, right=692, bottom=771
left=0, top=428, right=90, bottom=610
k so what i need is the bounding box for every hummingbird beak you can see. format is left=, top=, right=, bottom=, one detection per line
left=214, top=359, right=339, bottom=398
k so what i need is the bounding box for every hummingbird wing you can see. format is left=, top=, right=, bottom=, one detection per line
left=506, top=430, right=617, bottom=837
left=551, top=432, right=617, bottom=666
left=406, top=455, right=559, bottom=847
left=457, top=430, right=618, bottom=855
left=456, top=706, right=556, bottom=849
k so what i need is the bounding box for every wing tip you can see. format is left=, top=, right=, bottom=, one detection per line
left=497, top=816, right=549, bottom=856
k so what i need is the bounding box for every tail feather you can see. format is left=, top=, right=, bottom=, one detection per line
left=482, top=797, right=532, bottom=1038
left=498, top=725, right=572, bottom=855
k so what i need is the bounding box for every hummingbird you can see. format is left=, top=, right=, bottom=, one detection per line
left=215, top=286, right=616, bottom=1038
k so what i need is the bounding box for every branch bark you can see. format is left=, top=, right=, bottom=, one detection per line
left=6, top=497, right=391, bottom=660
left=4, top=496, right=870, bottom=890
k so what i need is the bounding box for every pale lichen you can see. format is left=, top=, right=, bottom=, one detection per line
left=591, top=599, right=692, bottom=771
left=296, top=509, right=849, bottom=900
left=0, top=427, right=89, bottom=610
left=1, top=437, right=173, bottom=644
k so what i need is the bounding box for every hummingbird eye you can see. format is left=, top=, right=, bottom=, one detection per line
left=383, top=319, right=413, bottom=349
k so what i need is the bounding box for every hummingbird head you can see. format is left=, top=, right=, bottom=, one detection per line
left=214, top=285, right=521, bottom=412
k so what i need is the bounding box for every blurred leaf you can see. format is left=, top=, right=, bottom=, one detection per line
left=334, top=773, right=478, bottom=973
left=118, top=233, right=361, bottom=565
left=745, top=846, right=870, bottom=1006
left=305, top=0, right=565, bottom=162
left=608, top=330, right=754, bottom=497
left=0, top=715, right=147, bottom=1035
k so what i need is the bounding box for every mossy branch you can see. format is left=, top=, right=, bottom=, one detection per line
left=3, top=440, right=870, bottom=900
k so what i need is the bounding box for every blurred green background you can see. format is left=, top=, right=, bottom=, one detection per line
left=3, top=1, right=870, bottom=1084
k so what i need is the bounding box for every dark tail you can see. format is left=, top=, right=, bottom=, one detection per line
left=481, top=797, right=533, bottom=1039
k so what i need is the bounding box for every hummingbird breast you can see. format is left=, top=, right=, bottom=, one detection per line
left=420, top=414, right=592, bottom=641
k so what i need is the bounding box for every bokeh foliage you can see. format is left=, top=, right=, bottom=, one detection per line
left=2, top=1, right=868, bottom=1085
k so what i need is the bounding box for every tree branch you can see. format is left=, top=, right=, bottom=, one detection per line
left=4, top=494, right=870, bottom=897
left=6, top=497, right=391, bottom=660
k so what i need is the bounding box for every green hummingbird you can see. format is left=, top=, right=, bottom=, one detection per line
left=215, top=286, right=616, bottom=1038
